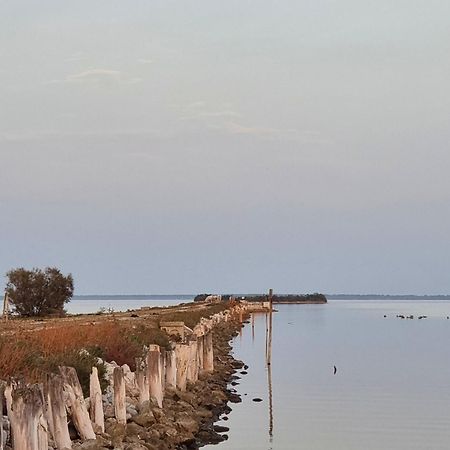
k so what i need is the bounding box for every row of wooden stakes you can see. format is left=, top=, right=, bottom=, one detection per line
left=0, top=304, right=249, bottom=450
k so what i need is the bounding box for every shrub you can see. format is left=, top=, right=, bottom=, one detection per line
left=6, top=267, right=74, bottom=317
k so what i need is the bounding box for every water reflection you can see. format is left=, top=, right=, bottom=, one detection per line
left=209, top=300, right=450, bottom=450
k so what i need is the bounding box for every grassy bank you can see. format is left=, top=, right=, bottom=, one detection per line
left=0, top=301, right=229, bottom=395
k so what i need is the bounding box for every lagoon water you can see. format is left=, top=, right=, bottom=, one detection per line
left=210, top=300, right=450, bottom=450
left=66, top=295, right=193, bottom=314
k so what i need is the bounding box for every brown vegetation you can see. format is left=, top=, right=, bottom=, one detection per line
left=0, top=302, right=227, bottom=395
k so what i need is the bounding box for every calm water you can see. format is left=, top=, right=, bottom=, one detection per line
left=211, top=300, right=450, bottom=450
left=66, top=295, right=194, bottom=314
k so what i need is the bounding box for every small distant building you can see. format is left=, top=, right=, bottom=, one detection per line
left=204, top=295, right=222, bottom=303
left=160, top=321, right=193, bottom=342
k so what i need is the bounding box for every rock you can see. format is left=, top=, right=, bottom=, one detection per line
left=125, top=422, right=146, bottom=438
left=197, top=430, right=226, bottom=445
left=252, top=398, right=263, bottom=402
left=231, top=360, right=244, bottom=369
left=104, top=404, right=115, bottom=419
left=213, top=425, right=230, bottom=433
left=176, top=413, right=199, bottom=434
left=132, top=411, right=156, bottom=428
left=228, top=393, right=241, bottom=403
left=126, top=405, right=138, bottom=416
left=105, top=421, right=126, bottom=445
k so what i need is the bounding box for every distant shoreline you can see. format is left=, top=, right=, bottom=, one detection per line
left=327, top=295, right=450, bottom=300
left=72, top=294, right=450, bottom=301
left=73, top=294, right=194, bottom=300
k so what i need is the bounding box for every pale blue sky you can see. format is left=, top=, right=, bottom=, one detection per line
left=1, top=1, right=450, bottom=294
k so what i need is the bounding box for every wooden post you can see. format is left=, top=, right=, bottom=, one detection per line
left=197, top=334, right=204, bottom=370
left=2, top=293, right=9, bottom=322
left=175, top=343, right=189, bottom=391
left=186, top=339, right=199, bottom=383
left=203, top=331, right=214, bottom=372
left=146, top=345, right=163, bottom=407
left=165, top=350, right=177, bottom=389
left=42, top=380, right=55, bottom=444
left=267, top=289, right=273, bottom=366
left=90, top=367, right=105, bottom=433
left=8, top=384, right=48, bottom=450
left=252, top=313, right=255, bottom=341
left=59, top=366, right=96, bottom=441
left=47, top=374, right=72, bottom=449
left=160, top=348, right=166, bottom=392
left=113, top=367, right=126, bottom=425
left=0, top=383, right=5, bottom=450
left=135, top=358, right=150, bottom=404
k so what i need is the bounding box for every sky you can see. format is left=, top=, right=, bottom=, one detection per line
left=1, top=0, right=450, bottom=295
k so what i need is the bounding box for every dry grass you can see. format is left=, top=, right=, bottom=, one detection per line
left=158, top=302, right=229, bottom=329
left=0, top=302, right=228, bottom=394
left=0, top=319, right=169, bottom=394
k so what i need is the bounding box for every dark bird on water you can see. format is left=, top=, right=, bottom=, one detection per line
left=333, top=365, right=337, bottom=375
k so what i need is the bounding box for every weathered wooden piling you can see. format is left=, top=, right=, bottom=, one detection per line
left=0, top=383, right=6, bottom=450
left=160, top=348, right=166, bottom=391
left=165, top=350, right=177, bottom=389
left=113, top=367, right=126, bottom=425
left=175, top=343, right=190, bottom=391
left=8, top=384, right=48, bottom=450
left=186, top=339, right=199, bottom=383
left=90, top=367, right=105, bottom=433
left=147, top=345, right=163, bottom=407
left=135, top=357, right=150, bottom=404
left=203, top=331, right=214, bottom=372
left=59, top=366, right=96, bottom=441
left=46, top=374, right=72, bottom=449
left=197, top=334, right=204, bottom=370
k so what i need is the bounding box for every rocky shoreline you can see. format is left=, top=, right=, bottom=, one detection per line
left=70, top=315, right=247, bottom=450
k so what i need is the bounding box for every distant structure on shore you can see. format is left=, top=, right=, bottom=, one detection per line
left=327, top=294, right=450, bottom=300
left=194, top=293, right=327, bottom=304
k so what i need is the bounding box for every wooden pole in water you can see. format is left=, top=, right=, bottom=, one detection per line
left=251, top=313, right=255, bottom=342
left=267, top=288, right=274, bottom=439
left=268, top=360, right=274, bottom=439
left=267, top=288, right=273, bottom=366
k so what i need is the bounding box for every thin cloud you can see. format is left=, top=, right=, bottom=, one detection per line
left=47, top=68, right=142, bottom=85
left=67, top=69, right=121, bottom=83
left=64, top=51, right=85, bottom=63
left=137, top=58, right=153, bottom=64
